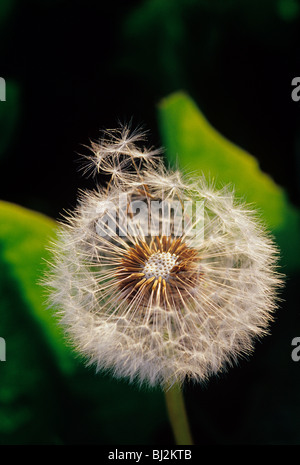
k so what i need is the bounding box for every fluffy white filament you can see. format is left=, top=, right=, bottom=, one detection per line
left=46, top=126, right=283, bottom=388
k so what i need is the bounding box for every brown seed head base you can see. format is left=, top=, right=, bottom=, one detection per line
left=117, top=235, right=200, bottom=309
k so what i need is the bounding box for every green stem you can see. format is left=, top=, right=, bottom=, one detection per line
left=164, top=383, right=193, bottom=445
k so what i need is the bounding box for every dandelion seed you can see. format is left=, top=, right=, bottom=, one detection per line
left=46, top=125, right=284, bottom=388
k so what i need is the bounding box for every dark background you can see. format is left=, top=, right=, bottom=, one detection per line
left=1, top=0, right=300, bottom=218
left=0, top=0, right=300, bottom=445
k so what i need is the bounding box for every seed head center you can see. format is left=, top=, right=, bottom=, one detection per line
left=143, top=252, right=177, bottom=280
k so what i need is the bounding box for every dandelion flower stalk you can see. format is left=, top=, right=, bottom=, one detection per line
left=164, top=383, right=193, bottom=445
left=45, top=125, right=283, bottom=441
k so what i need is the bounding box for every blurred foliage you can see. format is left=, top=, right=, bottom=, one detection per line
left=277, top=0, right=300, bottom=21
left=0, top=201, right=168, bottom=444
left=121, top=0, right=300, bottom=209
left=0, top=201, right=74, bottom=373
left=0, top=200, right=170, bottom=444
left=158, top=93, right=300, bottom=445
left=122, top=0, right=293, bottom=93
left=158, top=92, right=300, bottom=273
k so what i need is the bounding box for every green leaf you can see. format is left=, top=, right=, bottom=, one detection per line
left=0, top=201, right=168, bottom=444
left=0, top=252, right=67, bottom=444
left=0, top=200, right=76, bottom=374
left=158, top=91, right=300, bottom=272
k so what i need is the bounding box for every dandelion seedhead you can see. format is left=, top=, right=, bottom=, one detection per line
left=46, top=125, right=283, bottom=388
